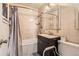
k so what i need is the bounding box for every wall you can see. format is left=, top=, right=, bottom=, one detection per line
left=41, top=6, right=79, bottom=44
left=57, top=6, right=79, bottom=56
left=59, top=6, right=79, bottom=44
left=18, top=8, right=38, bottom=40
left=41, top=10, right=58, bottom=35
left=0, top=3, right=9, bottom=56
left=0, top=4, right=9, bottom=43
left=18, top=7, right=38, bottom=55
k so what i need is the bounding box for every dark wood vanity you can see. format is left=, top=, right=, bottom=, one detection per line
left=37, top=34, right=60, bottom=56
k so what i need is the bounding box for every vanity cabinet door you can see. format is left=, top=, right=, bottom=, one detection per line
left=38, top=40, right=46, bottom=56
left=37, top=35, right=60, bottom=56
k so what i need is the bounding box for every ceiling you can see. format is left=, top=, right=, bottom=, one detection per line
left=17, top=3, right=47, bottom=9
left=10, top=3, right=79, bottom=9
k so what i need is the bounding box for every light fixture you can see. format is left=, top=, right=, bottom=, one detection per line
left=48, top=3, right=57, bottom=8
left=43, top=5, right=50, bottom=13
left=43, top=3, right=57, bottom=13
left=49, top=3, right=56, bottom=7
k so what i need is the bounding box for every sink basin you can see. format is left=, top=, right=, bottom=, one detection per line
left=38, top=34, right=59, bottom=39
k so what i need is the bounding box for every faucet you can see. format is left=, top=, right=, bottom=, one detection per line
left=0, top=39, right=7, bottom=45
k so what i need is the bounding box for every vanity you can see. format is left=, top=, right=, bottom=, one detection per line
left=37, top=34, right=60, bottom=56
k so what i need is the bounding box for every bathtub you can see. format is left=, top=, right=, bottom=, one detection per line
left=22, top=38, right=37, bottom=56
left=58, top=39, right=79, bottom=56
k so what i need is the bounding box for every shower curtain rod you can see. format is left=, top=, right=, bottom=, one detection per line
left=9, top=4, right=37, bottom=11
left=9, top=4, right=57, bottom=16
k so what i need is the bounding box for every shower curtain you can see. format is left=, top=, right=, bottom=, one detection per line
left=8, top=6, right=22, bottom=56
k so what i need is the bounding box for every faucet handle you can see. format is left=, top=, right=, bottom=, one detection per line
left=3, top=40, right=7, bottom=43
left=0, top=39, right=7, bottom=45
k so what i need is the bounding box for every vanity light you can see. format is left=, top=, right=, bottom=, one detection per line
left=43, top=5, right=50, bottom=13
left=49, top=3, right=56, bottom=7
left=43, top=3, right=57, bottom=13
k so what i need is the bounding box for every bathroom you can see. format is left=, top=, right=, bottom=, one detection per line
left=0, top=3, right=79, bottom=56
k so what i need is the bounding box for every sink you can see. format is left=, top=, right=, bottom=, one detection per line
left=38, top=34, right=59, bottom=39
